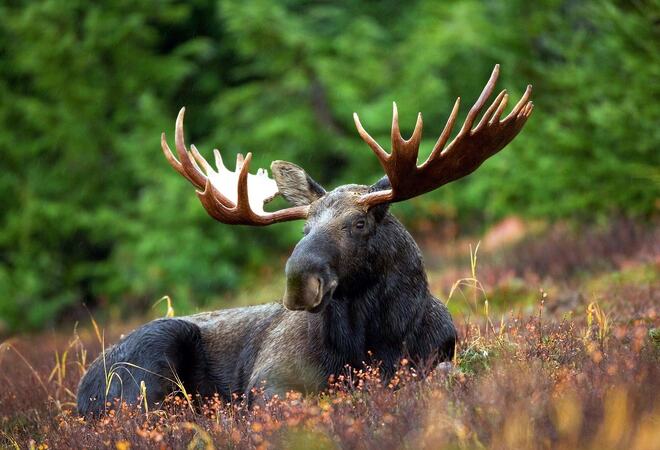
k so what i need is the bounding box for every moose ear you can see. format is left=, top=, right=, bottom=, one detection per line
left=270, top=161, right=326, bottom=206
left=368, top=176, right=391, bottom=222
left=369, top=176, right=391, bottom=193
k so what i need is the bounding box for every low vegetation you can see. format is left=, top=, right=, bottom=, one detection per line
left=1, top=220, right=657, bottom=449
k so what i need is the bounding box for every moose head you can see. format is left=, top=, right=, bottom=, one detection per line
left=161, top=65, right=533, bottom=312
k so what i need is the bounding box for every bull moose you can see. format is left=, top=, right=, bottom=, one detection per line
left=77, top=65, right=533, bottom=416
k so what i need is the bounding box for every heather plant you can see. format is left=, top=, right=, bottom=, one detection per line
left=1, top=228, right=658, bottom=449
left=1, top=290, right=658, bottom=449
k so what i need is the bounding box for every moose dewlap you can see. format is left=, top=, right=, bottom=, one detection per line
left=77, top=65, right=533, bottom=416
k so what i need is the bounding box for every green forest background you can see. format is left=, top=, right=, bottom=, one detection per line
left=0, top=0, right=658, bottom=333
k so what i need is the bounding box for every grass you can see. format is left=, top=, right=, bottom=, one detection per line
left=0, top=219, right=658, bottom=449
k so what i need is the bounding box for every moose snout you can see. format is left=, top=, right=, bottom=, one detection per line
left=283, top=267, right=338, bottom=312
left=283, top=273, right=324, bottom=311
left=283, top=232, right=339, bottom=312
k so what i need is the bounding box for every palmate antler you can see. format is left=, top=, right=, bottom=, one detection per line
left=353, top=64, right=533, bottom=207
left=161, top=108, right=309, bottom=225
left=162, top=65, right=532, bottom=225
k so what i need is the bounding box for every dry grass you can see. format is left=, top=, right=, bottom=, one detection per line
left=1, top=220, right=658, bottom=449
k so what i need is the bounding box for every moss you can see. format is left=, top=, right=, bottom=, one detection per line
left=649, top=328, right=660, bottom=350
left=457, top=344, right=494, bottom=375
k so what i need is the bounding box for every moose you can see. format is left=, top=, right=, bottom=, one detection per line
left=77, top=65, right=532, bottom=416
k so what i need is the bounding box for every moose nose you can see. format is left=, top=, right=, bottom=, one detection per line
left=283, top=273, right=324, bottom=311
left=283, top=231, right=339, bottom=311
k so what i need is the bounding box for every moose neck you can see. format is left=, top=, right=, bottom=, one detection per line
left=315, top=214, right=431, bottom=375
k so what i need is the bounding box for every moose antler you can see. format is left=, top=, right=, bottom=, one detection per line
left=161, top=108, right=309, bottom=225
left=353, top=64, right=533, bottom=207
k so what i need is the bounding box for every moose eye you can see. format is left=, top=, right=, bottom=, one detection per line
left=355, top=219, right=365, bottom=229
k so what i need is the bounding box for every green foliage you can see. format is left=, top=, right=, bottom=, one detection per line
left=0, top=0, right=658, bottom=332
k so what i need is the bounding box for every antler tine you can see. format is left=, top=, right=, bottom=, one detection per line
left=491, top=92, right=509, bottom=124
left=353, top=112, right=390, bottom=163
left=505, top=84, right=532, bottom=121
left=172, top=108, right=208, bottom=189
left=161, top=132, right=188, bottom=180
left=161, top=112, right=206, bottom=190
left=213, top=149, right=227, bottom=172
left=476, top=89, right=507, bottom=131
left=236, top=153, right=245, bottom=172
left=427, top=97, right=461, bottom=162
left=390, top=102, right=423, bottom=167
left=460, top=64, right=500, bottom=135
left=412, top=112, right=423, bottom=144
left=236, top=152, right=253, bottom=215
left=190, top=144, right=213, bottom=174
left=409, top=111, right=424, bottom=162
left=189, top=144, right=235, bottom=209
left=391, top=101, right=400, bottom=144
